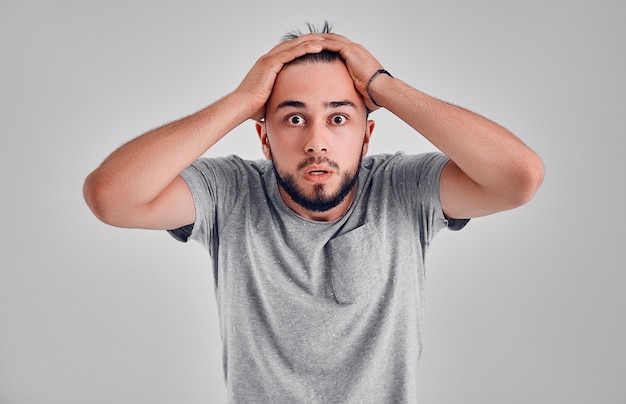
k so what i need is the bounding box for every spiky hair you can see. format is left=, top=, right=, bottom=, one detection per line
left=281, top=21, right=341, bottom=65
left=281, top=21, right=333, bottom=41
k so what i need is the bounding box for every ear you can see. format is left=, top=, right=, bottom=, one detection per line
left=255, top=120, right=272, bottom=160
left=361, top=119, right=375, bottom=157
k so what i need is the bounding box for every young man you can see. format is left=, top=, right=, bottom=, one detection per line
left=84, top=24, right=543, bottom=403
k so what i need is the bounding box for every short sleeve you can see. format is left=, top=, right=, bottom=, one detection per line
left=445, top=216, right=470, bottom=231
left=388, top=152, right=469, bottom=236
left=166, top=156, right=245, bottom=248
left=167, top=224, right=194, bottom=243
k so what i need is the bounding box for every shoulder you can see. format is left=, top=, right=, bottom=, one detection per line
left=192, top=154, right=269, bottom=170
left=359, top=152, right=450, bottom=210
left=187, top=155, right=273, bottom=179
left=362, top=152, right=449, bottom=177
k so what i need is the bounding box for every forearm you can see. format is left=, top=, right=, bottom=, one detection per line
left=370, top=75, right=544, bottom=199
left=84, top=92, right=250, bottom=218
left=85, top=34, right=340, bottom=227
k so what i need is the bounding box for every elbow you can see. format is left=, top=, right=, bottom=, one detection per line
left=83, top=171, right=123, bottom=226
left=509, top=153, right=545, bottom=208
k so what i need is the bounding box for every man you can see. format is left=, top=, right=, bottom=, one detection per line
left=84, top=23, right=543, bottom=403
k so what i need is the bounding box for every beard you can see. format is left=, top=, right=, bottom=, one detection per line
left=273, top=155, right=361, bottom=213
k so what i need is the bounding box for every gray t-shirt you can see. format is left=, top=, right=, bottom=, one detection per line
left=170, top=152, right=467, bottom=403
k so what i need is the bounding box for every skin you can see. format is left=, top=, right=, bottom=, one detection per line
left=83, top=33, right=544, bottom=230
left=256, top=61, right=374, bottom=221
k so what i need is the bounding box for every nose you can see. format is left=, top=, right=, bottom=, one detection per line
left=303, top=122, right=329, bottom=154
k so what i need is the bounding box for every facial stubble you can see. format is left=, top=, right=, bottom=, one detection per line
left=272, top=154, right=362, bottom=213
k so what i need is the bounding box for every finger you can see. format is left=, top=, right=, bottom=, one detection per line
left=318, top=32, right=351, bottom=43
left=279, top=38, right=325, bottom=61
left=261, top=37, right=326, bottom=69
left=313, top=37, right=366, bottom=60
left=317, top=39, right=382, bottom=74
left=267, top=33, right=325, bottom=56
left=265, top=42, right=329, bottom=74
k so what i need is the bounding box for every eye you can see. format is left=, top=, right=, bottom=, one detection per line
left=330, top=114, right=348, bottom=125
left=286, top=114, right=306, bottom=126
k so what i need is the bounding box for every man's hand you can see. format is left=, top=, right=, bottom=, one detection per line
left=237, top=32, right=386, bottom=116
left=236, top=34, right=328, bottom=121
left=84, top=34, right=333, bottom=230
left=316, top=33, right=543, bottom=219
left=317, top=33, right=386, bottom=112
left=318, top=34, right=544, bottom=219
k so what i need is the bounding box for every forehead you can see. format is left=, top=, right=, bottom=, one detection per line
left=267, top=61, right=365, bottom=112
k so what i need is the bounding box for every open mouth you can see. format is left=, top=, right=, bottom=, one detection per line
left=303, top=166, right=333, bottom=182
left=309, top=170, right=329, bottom=175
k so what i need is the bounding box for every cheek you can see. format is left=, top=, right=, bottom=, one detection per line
left=337, top=136, right=366, bottom=156
left=265, top=131, right=302, bottom=157
left=263, top=138, right=296, bottom=166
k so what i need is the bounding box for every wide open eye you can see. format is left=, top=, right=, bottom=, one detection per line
left=330, top=114, right=348, bottom=125
left=286, top=114, right=306, bottom=126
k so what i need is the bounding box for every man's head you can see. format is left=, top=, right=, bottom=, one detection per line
left=278, top=23, right=354, bottom=93
left=255, top=24, right=375, bottom=220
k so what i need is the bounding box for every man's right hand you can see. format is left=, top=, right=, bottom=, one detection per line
left=83, top=34, right=329, bottom=230
left=235, top=34, right=327, bottom=121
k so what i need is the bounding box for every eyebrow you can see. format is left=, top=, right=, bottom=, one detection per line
left=327, top=100, right=357, bottom=109
left=276, top=100, right=305, bottom=110
left=275, top=100, right=357, bottom=112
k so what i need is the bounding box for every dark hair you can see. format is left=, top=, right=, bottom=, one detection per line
left=281, top=21, right=343, bottom=65
left=281, top=21, right=333, bottom=40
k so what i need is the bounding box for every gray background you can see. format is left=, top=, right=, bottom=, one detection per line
left=1, top=0, right=624, bottom=403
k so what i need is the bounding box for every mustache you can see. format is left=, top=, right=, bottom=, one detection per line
left=296, top=156, right=340, bottom=171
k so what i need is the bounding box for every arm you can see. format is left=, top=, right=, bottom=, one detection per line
left=321, top=34, right=544, bottom=218
left=371, top=75, right=544, bottom=218
left=83, top=94, right=250, bottom=230
left=83, top=35, right=327, bottom=229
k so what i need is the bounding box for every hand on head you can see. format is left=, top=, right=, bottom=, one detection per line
left=236, top=31, right=386, bottom=121
left=314, top=33, right=385, bottom=111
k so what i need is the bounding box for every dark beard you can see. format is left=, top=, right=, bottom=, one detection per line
left=273, top=156, right=361, bottom=213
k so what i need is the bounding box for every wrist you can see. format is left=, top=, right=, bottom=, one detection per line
left=366, top=69, right=393, bottom=108
left=226, top=91, right=264, bottom=122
